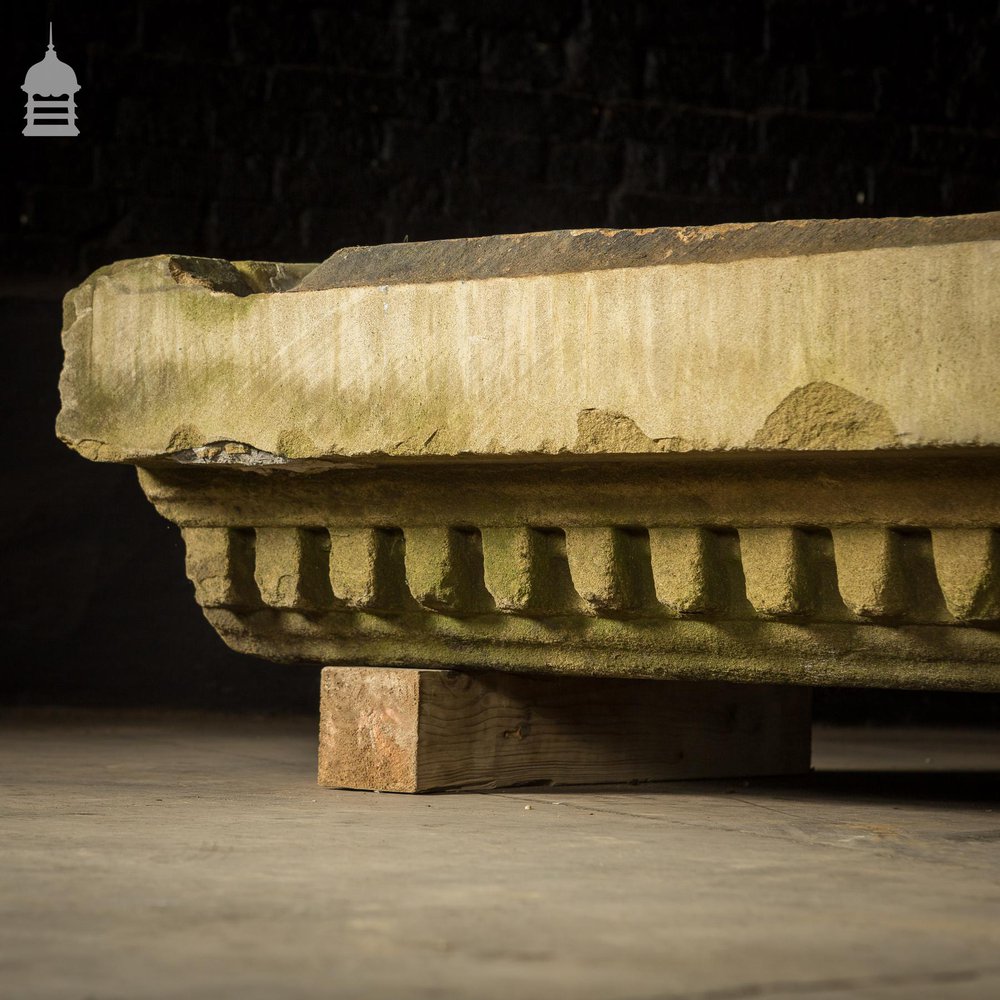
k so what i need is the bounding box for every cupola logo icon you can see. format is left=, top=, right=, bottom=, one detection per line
left=22, top=23, right=80, bottom=137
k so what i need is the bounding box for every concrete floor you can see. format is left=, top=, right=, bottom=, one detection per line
left=1, top=713, right=998, bottom=1000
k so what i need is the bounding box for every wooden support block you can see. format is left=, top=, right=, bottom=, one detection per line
left=318, top=667, right=811, bottom=793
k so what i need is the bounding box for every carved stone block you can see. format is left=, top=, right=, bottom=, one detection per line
left=56, top=213, right=1000, bottom=692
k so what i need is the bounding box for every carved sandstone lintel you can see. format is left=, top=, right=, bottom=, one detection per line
left=57, top=213, right=1000, bottom=693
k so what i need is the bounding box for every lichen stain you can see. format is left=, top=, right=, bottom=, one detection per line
left=751, top=381, right=897, bottom=450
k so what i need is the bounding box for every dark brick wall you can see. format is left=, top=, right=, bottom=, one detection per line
left=2, top=1, right=998, bottom=717
left=3, top=0, right=998, bottom=279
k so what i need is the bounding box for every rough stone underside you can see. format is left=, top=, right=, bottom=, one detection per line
left=57, top=212, right=1000, bottom=691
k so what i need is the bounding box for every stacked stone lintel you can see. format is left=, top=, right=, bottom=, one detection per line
left=57, top=213, right=1000, bottom=694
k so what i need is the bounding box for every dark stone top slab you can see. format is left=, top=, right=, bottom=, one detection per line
left=293, top=211, right=1000, bottom=291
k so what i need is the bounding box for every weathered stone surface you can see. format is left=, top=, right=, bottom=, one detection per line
left=57, top=212, right=1000, bottom=464
left=55, top=214, right=1000, bottom=692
